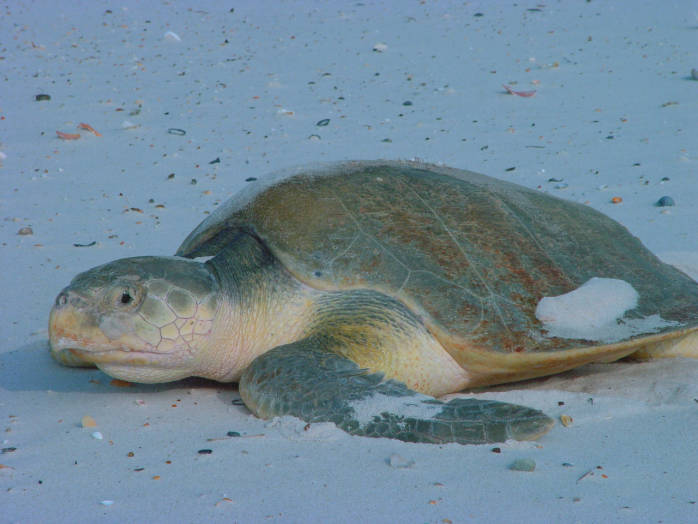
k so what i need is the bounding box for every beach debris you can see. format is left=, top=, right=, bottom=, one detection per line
left=509, top=458, right=536, bottom=472
left=611, top=196, right=623, bottom=204
left=164, top=31, right=181, bottom=42
left=56, top=130, right=81, bottom=140
left=73, top=241, right=96, bottom=247
left=655, top=196, right=675, bottom=207
left=560, top=415, right=573, bottom=427
left=502, top=84, right=536, bottom=97
left=81, top=415, right=97, bottom=428
left=121, top=120, right=139, bottom=129
left=167, top=128, right=186, bottom=136
left=78, top=123, right=102, bottom=136
left=17, top=226, right=33, bottom=235
left=577, top=465, right=607, bottom=483
left=35, top=94, right=51, bottom=101
left=100, top=500, right=114, bottom=506
left=1, top=447, right=17, bottom=454
left=91, top=431, right=103, bottom=440
left=387, top=453, right=415, bottom=469
left=372, top=42, right=388, bottom=52
left=209, top=157, right=221, bottom=164
left=110, top=379, right=133, bottom=387
left=660, top=101, right=678, bottom=108
left=316, top=118, right=330, bottom=127
left=215, top=497, right=234, bottom=507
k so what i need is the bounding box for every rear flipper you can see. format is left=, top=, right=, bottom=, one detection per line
left=239, top=339, right=554, bottom=445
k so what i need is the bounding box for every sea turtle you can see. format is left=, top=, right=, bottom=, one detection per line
left=49, top=161, right=698, bottom=444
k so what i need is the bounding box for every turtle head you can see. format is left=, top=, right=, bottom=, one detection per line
left=49, top=256, right=220, bottom=383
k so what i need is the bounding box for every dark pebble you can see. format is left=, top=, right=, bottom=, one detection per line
left=381, top=138, right=392, bottom=143
left=227, top=431, right=241, bottom=437
left=402, top=100, right=413, bottom=106
left=167, top=173, right=175, bottom=179
left=190, top=178, right=197, bottom=185
left=198, top=449, right=213, bottom=455
left=1, top=447, right=17, bottom=453
left=73, top=241, right=96, bottom=248
left=167, top=128, right=186, bottom=136
left=35, top=94, right=51, bottom=101
left=209, top=157, right=220, bottom=164
left=245, top=177, right=257, bottom=182
left=491, top=447, right=501, bottom=453
left=656, top=196, right=675, bottom=207
left=505, top=166, right=516, bottom=172
left=316, top=118, right=330, bottom=127
left=134, top=467, right=145, bottom=472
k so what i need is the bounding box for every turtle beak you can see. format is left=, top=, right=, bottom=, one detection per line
left=49, top=288, right=106, bottom=367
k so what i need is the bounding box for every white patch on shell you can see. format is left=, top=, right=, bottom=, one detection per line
left=350, top=392, right=443, bottom=425
left=535, top=277, right=678, bottom=343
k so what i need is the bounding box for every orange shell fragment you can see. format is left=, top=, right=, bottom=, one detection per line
left=56, top=130, right=81, bottom=140
left=78, top=122, right=102, bottom=136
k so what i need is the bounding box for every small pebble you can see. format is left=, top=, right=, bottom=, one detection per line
left=509, top=458, right=536, bottom=472
left=164, top=31, right=181, bottom=42
left=167, top=128, right=186, bottom=136
left=560, top=415, right=573, bottom=427
left=198, top=449, right=213, bottom=455
left=402, top=100, right=413, bottom=106
left=244, top=177, right=257, bottom=182
left=372, top=42, right=388, bottom=52
left=81, top=415, right=97, bottom=428
left=611, top=196, right=623, bottom=204
left=35, top=94, right=51, bottom=101
left=387, top=453, right=415, bottom=469
left=91, top=431, right=103, bottom=440
left=655, top=196, right=675, bottom=207
left=17, top=226, right=33, bottom=236
left=227, top=431, right=241, bottom=437
left=316, top=118, right=330, bottom=127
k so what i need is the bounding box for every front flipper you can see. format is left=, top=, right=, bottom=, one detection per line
left=239, top=339, right=554, bottom=445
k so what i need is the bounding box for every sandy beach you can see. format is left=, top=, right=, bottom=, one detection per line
left=2, top=2, right=697, bottom=522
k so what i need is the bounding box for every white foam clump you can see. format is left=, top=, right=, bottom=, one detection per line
left=350, top=392, right=442, bottom=425
left=535, top=277, right=677, bottom=343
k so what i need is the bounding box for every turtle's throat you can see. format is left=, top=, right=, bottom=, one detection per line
left=196, top=237, right=316, bottom=382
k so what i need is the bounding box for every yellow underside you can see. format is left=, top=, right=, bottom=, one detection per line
left=438, top=325, right=698, bottom=389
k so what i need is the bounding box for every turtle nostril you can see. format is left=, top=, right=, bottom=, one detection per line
left=56, top=293, right=69, bottom=307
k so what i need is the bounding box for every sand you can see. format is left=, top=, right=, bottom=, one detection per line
left=2, top=1, right=696, bottom=522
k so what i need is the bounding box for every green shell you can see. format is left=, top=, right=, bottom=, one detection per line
left=176, top=161, right=698, bottom=355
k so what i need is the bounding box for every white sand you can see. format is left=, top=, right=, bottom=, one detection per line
left=2, top=1, right=697, bottom=522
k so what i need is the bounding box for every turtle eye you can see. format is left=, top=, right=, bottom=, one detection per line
left=109, top=283, right=143, bottom=310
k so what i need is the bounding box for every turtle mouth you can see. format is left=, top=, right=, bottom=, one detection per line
left=51, top=338, right=180, bottom=366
